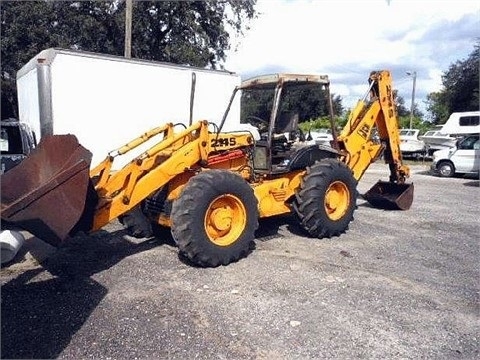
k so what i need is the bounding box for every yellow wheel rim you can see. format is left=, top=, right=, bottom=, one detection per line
left=205, top=194, right=247, bottom=246
left=324, top=181, right=350, bottom=221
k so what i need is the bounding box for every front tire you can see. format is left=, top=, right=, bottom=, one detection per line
left=171, top=170, right=259, bottom=267
left=437, top=161, right=455, bottom=177
left=293, top=159, right=357, bottom=238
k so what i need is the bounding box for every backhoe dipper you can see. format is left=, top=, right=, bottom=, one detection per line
left=1, top=70, right=414, bottom=267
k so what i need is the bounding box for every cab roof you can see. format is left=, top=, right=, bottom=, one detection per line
left=239, top=73, right=330, bottom=90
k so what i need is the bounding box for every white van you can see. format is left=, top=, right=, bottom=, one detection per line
left=430, top=134, right=480, bottom=177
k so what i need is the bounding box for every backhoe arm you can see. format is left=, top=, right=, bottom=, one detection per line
left=336, top=70, right=410, bottom=184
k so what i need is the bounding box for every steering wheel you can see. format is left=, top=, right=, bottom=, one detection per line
left=246, top=116, right=269, bottom=132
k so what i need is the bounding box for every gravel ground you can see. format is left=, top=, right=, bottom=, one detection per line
left=1, top=162, right=479, bottom=359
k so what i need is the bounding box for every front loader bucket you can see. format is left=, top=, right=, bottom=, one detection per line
left=1, top=135, right=97, bottom=246
left=363, top=181, right=414, bottom=210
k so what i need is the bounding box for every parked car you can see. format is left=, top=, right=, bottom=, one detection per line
left=430, top=134, right=480, bottom=177
left=0, top=118, right=36, bottom=264
left=399, top=129, right=426, bottom=159
left=1, top=118, right=37, bottom=174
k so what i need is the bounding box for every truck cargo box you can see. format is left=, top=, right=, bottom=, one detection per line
left=16, top=48, right=241, bottom=167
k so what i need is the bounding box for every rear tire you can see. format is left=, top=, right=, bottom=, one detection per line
left=171, top=170, right=258, bottom=267
left=118, top=204, right=153, bottom=238
left=293, top=159, right=357, bottom=238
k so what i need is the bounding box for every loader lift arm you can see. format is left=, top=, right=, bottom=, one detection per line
left=90, top=120, right=254, bottom=231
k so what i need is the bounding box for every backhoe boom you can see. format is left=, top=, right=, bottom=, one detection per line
left=337, top=70, right=410, bottom=184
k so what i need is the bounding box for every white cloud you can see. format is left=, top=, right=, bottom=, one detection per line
left=223, top=0, right=480, bottom=115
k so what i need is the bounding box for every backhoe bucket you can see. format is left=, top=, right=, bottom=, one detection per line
left=1, top=135, right=97, bottom=246
left=363, top=181, right=414, bottom=210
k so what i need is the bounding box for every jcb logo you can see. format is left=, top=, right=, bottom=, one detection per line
left=357, top=124, right=369, bottom=140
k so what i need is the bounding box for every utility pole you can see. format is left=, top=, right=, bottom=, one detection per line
left=124, top=0, right=132, bottom=58
left=406, top=71, right=417, bottom=129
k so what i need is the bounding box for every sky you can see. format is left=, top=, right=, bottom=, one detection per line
left=222, top=0, right=480, bottom=117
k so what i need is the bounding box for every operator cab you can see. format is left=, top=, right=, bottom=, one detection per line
left=222, top=73, right=339, bottom=174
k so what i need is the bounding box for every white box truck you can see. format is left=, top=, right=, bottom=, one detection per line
left=16, top=48, right=241, bottom=167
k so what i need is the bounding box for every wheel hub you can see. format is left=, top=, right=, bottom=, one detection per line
left=324, top=181, right=350, bottom=221
left=210, top=207, right=233, bottom=232
left=439, top=165, right=452, bottom=176
left=205, top=194, right=246, bottom=246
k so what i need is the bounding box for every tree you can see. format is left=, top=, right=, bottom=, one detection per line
left=1, top=0, right=256, bottom=119
left=425, top=92, right=449, bottom=125
left=394, top=90, right=410, bottom=117
left=426, top=40, right=480, bottom=124
left=240, top=83, right=343, bottom=126
left=279, top=85, right=343, bottom=121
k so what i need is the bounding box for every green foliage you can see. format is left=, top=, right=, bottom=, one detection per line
left=397, top=116, right=432, bottom=134
left=298, top=116, right=345, bottom=133
left=394, top=89, right=423, bottom=119
left=394, top=89, right=410, bottom=117
left=301, top=112, right=433, bottom=136
left=426, top=40, right=480, bottom=124
left=426, top=92, right=449, bottom=124
left=0, top=0, right=257, bottom=119
left=280, top=85, right=343, bottom=122
left=240, top=88, right=275, bottom=122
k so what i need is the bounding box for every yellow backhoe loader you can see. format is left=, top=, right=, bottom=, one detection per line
left=1, top=70, right=414, bottom=267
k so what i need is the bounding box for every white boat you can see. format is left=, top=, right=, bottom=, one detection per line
left=399, top=129, right=426, bottom=158
left=420, top=111, right=480, bottom=155
left=418, top=125, right=457, bottom=154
